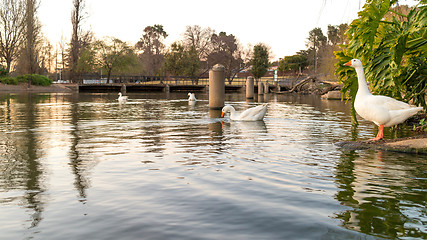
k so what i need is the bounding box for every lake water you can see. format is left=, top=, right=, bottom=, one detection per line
left=0, top=92, right=426, bottom=240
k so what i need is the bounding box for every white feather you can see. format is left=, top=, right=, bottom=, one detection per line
left=222, top=104, right=268, bottom=121
left=348, top=59, right=423, bottom=127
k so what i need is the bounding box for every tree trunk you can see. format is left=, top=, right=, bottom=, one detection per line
left=107, top=69, right=112, bottom=83
left=6, top=59, right=11, bottom=73
left=70, top=0, right=84, bottom=83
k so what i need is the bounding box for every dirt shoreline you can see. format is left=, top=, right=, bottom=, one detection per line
left=0, top=83, right=77, bottom=93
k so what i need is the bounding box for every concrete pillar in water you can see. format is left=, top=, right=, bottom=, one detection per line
left=209, top=64, right=225, bottom=110
left=258, top=81, right=264, bottom=95
left=263, top=93, right=269, bottom=102
left=209, top=109, right=222, bottom=118
left=246, top=76, right=254, bottom=99
left=164, top=84, right=170, bottom=93
left=121, top=84, right=126, bottom=94
left=264, top=81, right=269, bottom=94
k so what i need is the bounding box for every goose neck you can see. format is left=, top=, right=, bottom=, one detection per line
left=355, top=66, right=371, bottom=95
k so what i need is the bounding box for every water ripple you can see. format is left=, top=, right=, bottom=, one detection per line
left=0, top=92, right=425, bottom=240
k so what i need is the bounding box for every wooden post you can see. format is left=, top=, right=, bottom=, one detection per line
left=209, top=64, right=225, bottom=110
left=246, top=76, right=254, bottom=99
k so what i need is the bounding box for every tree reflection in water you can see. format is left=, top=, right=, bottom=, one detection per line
left=1, top=92, right=425, bottom=239
left=69, top=96, right=89, bottom=202
left=0, top=94, right=46, bottom=228
left=335, top=150, right=427, bottom=239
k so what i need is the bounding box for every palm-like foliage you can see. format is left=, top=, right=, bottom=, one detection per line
left=335, top=0, right=427, bottom=124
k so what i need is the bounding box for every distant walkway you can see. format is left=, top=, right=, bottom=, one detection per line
left=79, top=83, right=250, bottom=93
left=76, top=74, right=314, bottom=93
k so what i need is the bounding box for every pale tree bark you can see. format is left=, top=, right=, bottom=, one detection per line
left=0, top=0, right=26, bottom=73
left=183, top=25, right=214, bottom=76
left=183, top=25, right=213, bottom=61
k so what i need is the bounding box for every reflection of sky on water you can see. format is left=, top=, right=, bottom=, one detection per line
left=0, top=92, right=425, bottom=239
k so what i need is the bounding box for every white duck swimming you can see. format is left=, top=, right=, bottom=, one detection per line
left=221, top=104, right=268, bottom=121
left=344, top=59, right=423, bottom=141
left=188, top=92, right=197, bottom=101
left=117, top=92, right=128, bottom=103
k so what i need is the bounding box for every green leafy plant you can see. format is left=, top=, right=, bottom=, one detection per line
left=0, top=66, right=7, bottom=77
left=335, top=0, right=427, bottom=125
left=414, top=118, right=427, bottom=131
left=251, top=43, right=269, bottom=79
left=16, top=74, right=53, bottom=86
left=0, top=76, right=18, bottom=85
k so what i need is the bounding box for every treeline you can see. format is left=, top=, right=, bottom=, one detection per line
left=75, top=26, right=270, bottom=84
left=0, top=0, right=344, bottom=85
left=0, top=0, right=272, bottom=85
left=0, top=0, right=423, bottom=89
left=277, top=24, right=348, bottom=78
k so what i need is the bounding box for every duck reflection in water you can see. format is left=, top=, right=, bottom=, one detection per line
left=224, top=120, right=268, bottom=138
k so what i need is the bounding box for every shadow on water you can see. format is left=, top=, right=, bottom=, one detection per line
left=0, top=94, right=46, bottom=228
left=335, top=149, right=427, bottom=239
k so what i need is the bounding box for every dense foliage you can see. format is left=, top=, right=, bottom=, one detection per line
left=0, top=66, right=7, bottom=77
left=163, top=42, right=199, bottom=78
left=78, top=37, right=138, bottom=82
left=278, top=55, right=308, bottom=73
left=135, top=25, right=167, bottom=76
left=0, top=76, right=18, bottom=85
left=251, top=44, right=269, bottom=79
left=208, top=32, right=246, bottom=84
left=335, top=0, right=427, bottom=124
left=16, top=74, right=53, bottom=86
left=0, top=70, right=52, bottom=86
left=278, top=23, right=347, bottom=76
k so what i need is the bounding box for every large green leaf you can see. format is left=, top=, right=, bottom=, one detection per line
left=335, top=0, right=426, bottom=125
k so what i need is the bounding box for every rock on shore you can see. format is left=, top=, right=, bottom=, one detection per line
left=336, top=135, right=427, bottom=154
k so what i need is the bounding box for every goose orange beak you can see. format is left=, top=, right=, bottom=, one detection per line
left=344, top=61, right=352, bottom=66
left=221, top=112, right=225, bottom=117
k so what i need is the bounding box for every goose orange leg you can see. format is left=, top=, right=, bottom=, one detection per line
left=370, top=125, right=384, bottom=141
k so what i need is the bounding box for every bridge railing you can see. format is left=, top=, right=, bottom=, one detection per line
left=79, top=74, right=302, bottom=88
left=80, top=75, right=256, bottom=86
left=81, top=75, right=211, bottom=85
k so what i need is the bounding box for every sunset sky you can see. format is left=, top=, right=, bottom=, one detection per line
left=38, top=0, right=419, bottom=60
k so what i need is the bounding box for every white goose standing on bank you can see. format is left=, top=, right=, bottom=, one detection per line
left=344, top=59, right=423, bottom=141
left=221, top=104, right=268, bottom=121
left=117, top=92, right=128, bottom=103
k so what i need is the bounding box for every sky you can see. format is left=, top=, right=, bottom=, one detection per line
left=38, top=0, right=419, bottom=60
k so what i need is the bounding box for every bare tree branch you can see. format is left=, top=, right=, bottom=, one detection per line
left=0, top=0, right=26, bottom=72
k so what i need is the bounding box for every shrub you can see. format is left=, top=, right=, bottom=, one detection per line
left=0, top=67, right=7, bottom=77
left=0, top=76, right=18, bottom=85
left=16, top=74, right=53, bottom=86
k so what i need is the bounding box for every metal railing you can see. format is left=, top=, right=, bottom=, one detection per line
left=79, top=74, right=309, bottom=88
left=81, top=75, right=210, bottom=85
